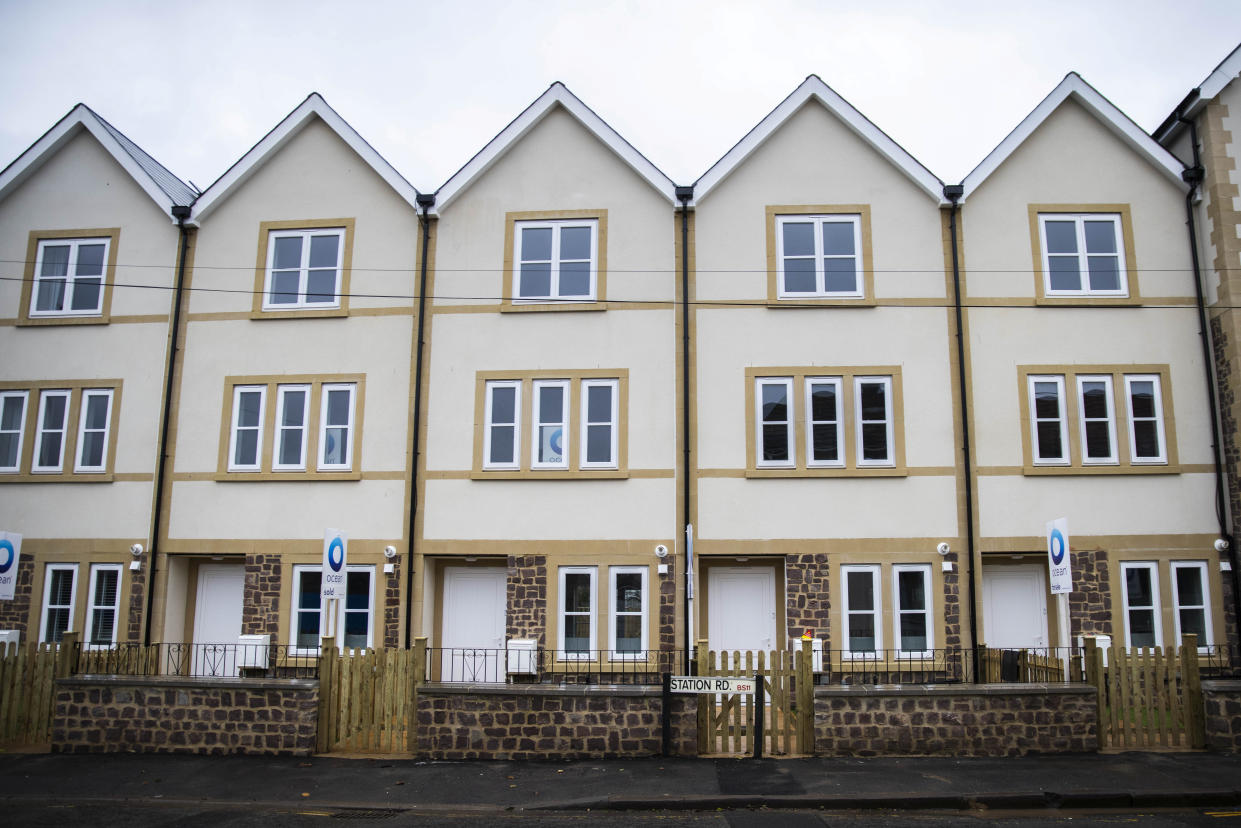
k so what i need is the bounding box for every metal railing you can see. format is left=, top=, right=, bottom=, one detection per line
left=72, top=642, right=319, bottom=679
left=426, top=647, right=684, bottom=685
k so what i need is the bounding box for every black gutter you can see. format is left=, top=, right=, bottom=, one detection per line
left=675, top=185, right=693, bottom=670
left=943, top=185, right=980, bottom=681
left=405, top=193, right=435, bottom=647
left=1178, top=117, right=1241, bottom=639
left=144, top=205, right=192, bottom=645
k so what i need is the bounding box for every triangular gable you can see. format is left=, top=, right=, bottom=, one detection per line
left=962, top=73, right=1187, bottom=200
left=693, top=75, right=944, bottom=206
left=190, top=93, right=420, bottom=224
left=0, top=104, right=195, bottom=218
left=434, top=82, right=677, bottom=213
left=1153, top=42, right=1241, bottom=145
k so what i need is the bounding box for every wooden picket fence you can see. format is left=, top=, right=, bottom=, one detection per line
left=0, top=631, right=80, bottom=748
left=1084, top=635, right=1205, bottom=751
left=317, top=637, right=426, bottom=754
left=978, top=646, right=1078, bottom=683
left=695, top=640, right=814, bottom=757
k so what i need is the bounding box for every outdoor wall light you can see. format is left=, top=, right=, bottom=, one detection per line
left=130, top=543, right=144, bottom=557
left=936, top=542, right=950, bottom=556
left=383, top=545, right=397, bottom=559
left=654, top=545, right=668, bottom=558
left=1214, top=538, right=1230, bottom=553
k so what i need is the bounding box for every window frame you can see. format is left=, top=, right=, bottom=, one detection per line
left=580, top=378, right=620, bottom=470
left=774, top=213, right=865, bottom=299
left=1170, top=561, right=1212, bottom=651
left=608, top=565, right=648, bottom=660
left=841, top=564, right=882, bottom=659
left=1028, top=375, right=1070, bottom=465
left=227, top=385, right=267, bottom=473
left=805, top=377, right=844, bottom=469
left=1120, top=561, right=1162, bottom=649
left=755, top=377, right=794, bottom=469
left=892, top=564, right=933, bottom=658
left=558, top=566, right=598, bottom=661
left=261, top=227, right=347, bottom=311
left=0, top=390, right=29, bottom=473
left=28, top=236, right=112, bottom=318
left=511, top=217, right=600, bottom=304
left=1037, top=212, right=1128, bottom=298
left=1075, top=374, right=1117, bottom=466
left=289, top=564, right=375, bottom=656
left=84, top=563, right=123, bottom=650
left=32, top=389, right=72, bottom=473
left=73, top=389, right=114, bottom=473
left=531, top=379, right=571, bottom=470
left=1124, top=374, right=1167, bottom=464
left=482, top=380, right=522, bottom=471
left=854, top=376, right=895, bottom=468
left=40, top=563, right=78, bottom=644
left=273, top=384, right=311, bottom=472
left=317, top=383, right=357, bottom=471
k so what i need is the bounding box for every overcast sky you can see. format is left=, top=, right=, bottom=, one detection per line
left=2, top=0, right=1240, bottom=195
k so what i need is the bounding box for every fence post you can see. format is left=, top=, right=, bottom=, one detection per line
left=752, top=671, right=764, bottom=760
left=409, top=636, right=427, bottom=754
left=1181, top=633, right=1205, bottom=750
left=56, top=631, right=80, bottom=678
left=1083, top=637, right=1102, bottom=747
left=317, top=636, right=336, bottom=754
left=976, top=644, right=988, bottom=683
left=797, top=638, right=814, bottom=756
left=695, top=639, right=709, bottom=754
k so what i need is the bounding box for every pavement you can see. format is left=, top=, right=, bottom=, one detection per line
left=2, top=750, right=1241, bottom=814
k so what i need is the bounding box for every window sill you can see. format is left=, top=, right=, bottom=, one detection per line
left=1034, top=295, right=1140, bottom=307
left=250, top=308, right=349, bottom=320
left=499, top=301, right=608, bottom=313
left=471, top=469, right=629, bottom=480
left=17, top=314, right=109, bottom=327
left=745, top=467, right=906, bottom=478
left=214, top=470, right=362, bottom=482
left=1024, top=464, right=1177, bottom=476
left=766, top=296, right=876, bottom=308
left=0, top=472, right=114, bottom=483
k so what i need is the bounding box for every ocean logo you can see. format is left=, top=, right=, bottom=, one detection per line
left=327, top=536, right=345, bottom=572
left=542, top=427, right=564, bottom=463
left=0, top=539, right=13, bottom=574
left=1048, top=528, right=1066, bottom=565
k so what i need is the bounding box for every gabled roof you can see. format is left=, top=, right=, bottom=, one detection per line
left=0, top=103, right=196, bottom=217
left=190, top=93, right=420, bottom=224
left=961, top=73, right=1186, bottom=201
left=1153, top=42, right=1241, bottom=145
left=434, top=82, right=677, bottom=213
left=692, top=75, right=944, bottom=206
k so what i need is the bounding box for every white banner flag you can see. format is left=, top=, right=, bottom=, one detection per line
left=322, top=528, right=348, bottom=601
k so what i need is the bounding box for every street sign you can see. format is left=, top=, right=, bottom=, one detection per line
left=322, top=528, right=348, bottom=600
left=1047, top=517, right=1072, bottom=594
left=670, top=675, right=756, bottom=694
left=0, top=531, right=20, bottom=601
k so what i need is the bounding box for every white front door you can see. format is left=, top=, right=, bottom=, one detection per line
left=441, top=566, right=506, bottom=681
left=982, top=564, right=1049, bottom=649
left=708, top=566, right=777, bottom=655
left=192, top=563, right=244, bottom=676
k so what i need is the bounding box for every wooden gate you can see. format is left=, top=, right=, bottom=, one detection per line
left=695, top=640, right=814, bottom=757
left=0, top=631, right=80, bottom=748
left=317, top=638, right=425, bottom=754
left=1084, top=634, right=1206, bottom=751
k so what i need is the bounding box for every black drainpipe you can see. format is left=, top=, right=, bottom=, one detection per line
left=943, top=185, right=980, bottom=681
left=405, top=193, right=435, bottom=647
left=675, top=185, right=693, bottom=669
left=144, top=204, right=192, bottom=645
left=1178, top=116, right=1241, bottom=639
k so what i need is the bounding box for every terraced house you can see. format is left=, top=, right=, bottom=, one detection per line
left=1, top=55, right=1238, bottom=693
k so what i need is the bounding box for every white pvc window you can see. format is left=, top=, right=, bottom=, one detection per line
left=318, top=383, right=356, bottom=470
left=609, top=566, right=647, bottom=659
left=842, top=565, right=881, bottom=657
left=0, top=391, right=28, bottom=472
left=273, top=385, right=310, bottom=471
left=805, top=377, right=843, bottom=467
left=532, top=380, right=570, bottom=470
left=263, top=228, right=344, bottom=309
left=581, top=379, right=618, bottom=469
left=228, top=386, right=266, bottom=471
left=855, top=377, right=894, bottom=466
left=40, top=563, right=78, bottom=643
left=74, top=389, right=113, bottom=473
left=33, top=390, right=71, bottom=472
left=483, top=380, right=521, bottom=470
left=1029, top=376, right=1069, bottom=464
left=31, top=237, right=109, bottom=317
left=1076, top=375, right=1117, bottom=465
left=1040, top=214, right=1126, bottom=296
left=1121, top=561, right=1161, bottom=648
left=559, top=566, right=597, bottom=660
left=85, top=564, right=122, bottom=648
left=514, top=219, right=598, bottom=302
left=1125, top=375, right=1167, bottom=464
left=756, top=377, right=793, bottom=467
left=291, top=564, right=374, bottom=654
left=776, top=215, right=863, bottom=298
left=1171, top=561, right=1211, bottom=650
left=893, top=565, right=932, bottom=657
